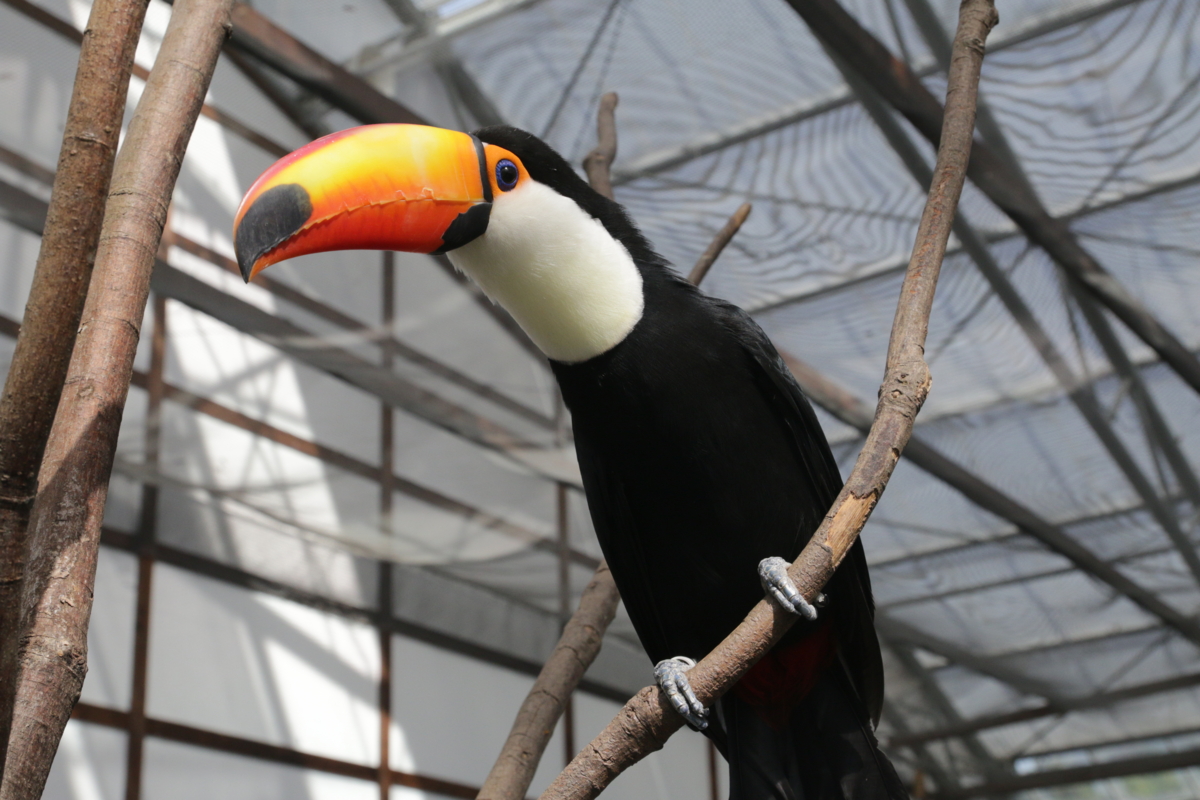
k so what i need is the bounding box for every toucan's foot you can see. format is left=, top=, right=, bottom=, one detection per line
left=759, top=557, right=821, bottom=620
left=654, top=656, right=708, bottom=730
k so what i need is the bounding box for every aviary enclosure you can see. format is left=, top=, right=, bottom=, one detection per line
left=1, top=0, right=1199, bottom=799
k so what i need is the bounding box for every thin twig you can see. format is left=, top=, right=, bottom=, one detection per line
left=688, top=203, right=752, bottom=286
left=0, top=0, right=233, bottom=796
left=538, top=3, right=997, bottom=798
left=0, top=0, right=149, bottom=775
left=582, top=93, right=619, bottom=201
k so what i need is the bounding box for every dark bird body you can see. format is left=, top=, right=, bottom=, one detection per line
left=550, top=206, right=904, bottom=800
left=474, top=126, right=909, bottom=800
left=234, top=122, right=908, bottom=800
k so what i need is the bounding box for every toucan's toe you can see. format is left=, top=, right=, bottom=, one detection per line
left=654, top=656, right=708, bottom=730
left=759, top=557, right=819, bottom=620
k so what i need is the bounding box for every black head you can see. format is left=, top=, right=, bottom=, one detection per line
left=473, top=125, right=667, bottom=270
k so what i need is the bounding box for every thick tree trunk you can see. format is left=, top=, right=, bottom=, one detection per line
left=0, top=0, right=149, bottom=774
left=0, top=0, right=233, bottom=796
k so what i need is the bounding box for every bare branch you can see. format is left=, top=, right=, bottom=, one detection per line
left=0, top=0, right=149, bottom=774
left=538, top=3, right=997, bottom=797
left=582, top=93, right=619, bottom=201
left=688, top=203, right=752, bottom=286
left=479, top=564, right=620, bottom=800
left=0, top=0, right=233, bottom=796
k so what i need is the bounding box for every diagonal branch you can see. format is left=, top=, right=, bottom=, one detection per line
left=537, top=3, right=997, bottom=797
left=0, top=0, right=233, bottom=796
left=688, top=203, right=752, bottom=286
left=0, top=0, right=149, bottom=778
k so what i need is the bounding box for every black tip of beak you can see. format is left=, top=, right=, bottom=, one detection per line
left=234, top=183, right=313, bottom=281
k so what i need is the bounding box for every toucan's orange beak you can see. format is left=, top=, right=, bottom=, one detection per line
left=233, top=125, right=493, bottom=281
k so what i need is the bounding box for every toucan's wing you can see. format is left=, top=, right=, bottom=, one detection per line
left=712, top=298, right=886, bottom=727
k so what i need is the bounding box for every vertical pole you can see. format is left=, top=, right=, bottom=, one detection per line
left=123, top=292, right=167, bottom=800
left=707, top=740, right=719, bottom=800
left=378, top=251, right=396, bottom=800
left=556, top=482, right=574, bottom=766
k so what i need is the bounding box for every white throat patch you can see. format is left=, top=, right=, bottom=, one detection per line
left=446, top=180, right=645, bottom=364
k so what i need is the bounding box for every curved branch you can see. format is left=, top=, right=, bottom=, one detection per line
left=582, top=93, right=619, bottom=201
left=538, top=3, right=998, bottom=798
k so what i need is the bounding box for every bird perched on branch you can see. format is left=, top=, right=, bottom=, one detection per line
left=233, top=124, right=907, bottom=800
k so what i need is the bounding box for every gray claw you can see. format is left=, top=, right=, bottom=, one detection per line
left=759, top=557, right=818, bottom=620
left=654, top=656, right=708, bottom=730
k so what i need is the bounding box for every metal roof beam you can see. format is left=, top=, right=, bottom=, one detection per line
left=746, top=158, right=1200, bottom=316
left=899, top=0, right=1200, bottom=586
left=888, top=670, right=1200, bottom=749
left=932, top=743, right=1200, bottom=799
left=375, top=0, right=506, bottom=128
left=881, top=539, right=1173, bottom=611
left=781, top=353, right=1200, bottom=648
left=785, top=0, right=1200, bottom=399
left=877, top=615, right=1062, bottom=701
left=614, top=0, right=1148, bottom=183
left=830, top=51, right=1200, bottom=588
left=886, top=641, right=1015, bottom=795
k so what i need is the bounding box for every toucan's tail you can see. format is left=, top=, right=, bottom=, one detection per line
left=713, top=667, right=909, bottom=800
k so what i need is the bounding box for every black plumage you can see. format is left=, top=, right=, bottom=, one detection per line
left=476, top=126, right=906, bottom=800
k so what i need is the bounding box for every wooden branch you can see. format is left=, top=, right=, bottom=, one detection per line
left=0, top=0, right=233, bottom=796
left=687, top=203, right=752, bottom=286
left=479, top=92, right=629, bottom=800
left=582, top=93, right=619, bottom=201
left=538, top=3, right=997, bottom=798
left=0, top=0, right=148, bottom=775
left=478, top=564, right=620, bottom=800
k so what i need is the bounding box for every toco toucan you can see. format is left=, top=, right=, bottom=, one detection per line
left=233, top=123, right=908, bottom=800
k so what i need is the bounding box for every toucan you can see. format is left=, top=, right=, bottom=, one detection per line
left=233, top=124, right=908, bottom=800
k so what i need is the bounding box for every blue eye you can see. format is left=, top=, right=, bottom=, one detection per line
left=496, top=159, right=519, bottom=191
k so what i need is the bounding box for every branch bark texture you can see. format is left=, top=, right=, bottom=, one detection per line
left=538, top=3, right=997, bottom=798
left=478, top=564, right=620, bottom=800
left=0, top=0, right=148, bottom=772
left=0, top=0, right=233, bottom=796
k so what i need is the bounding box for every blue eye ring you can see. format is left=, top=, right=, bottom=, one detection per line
left=496, top=159, right=519, bottom=191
